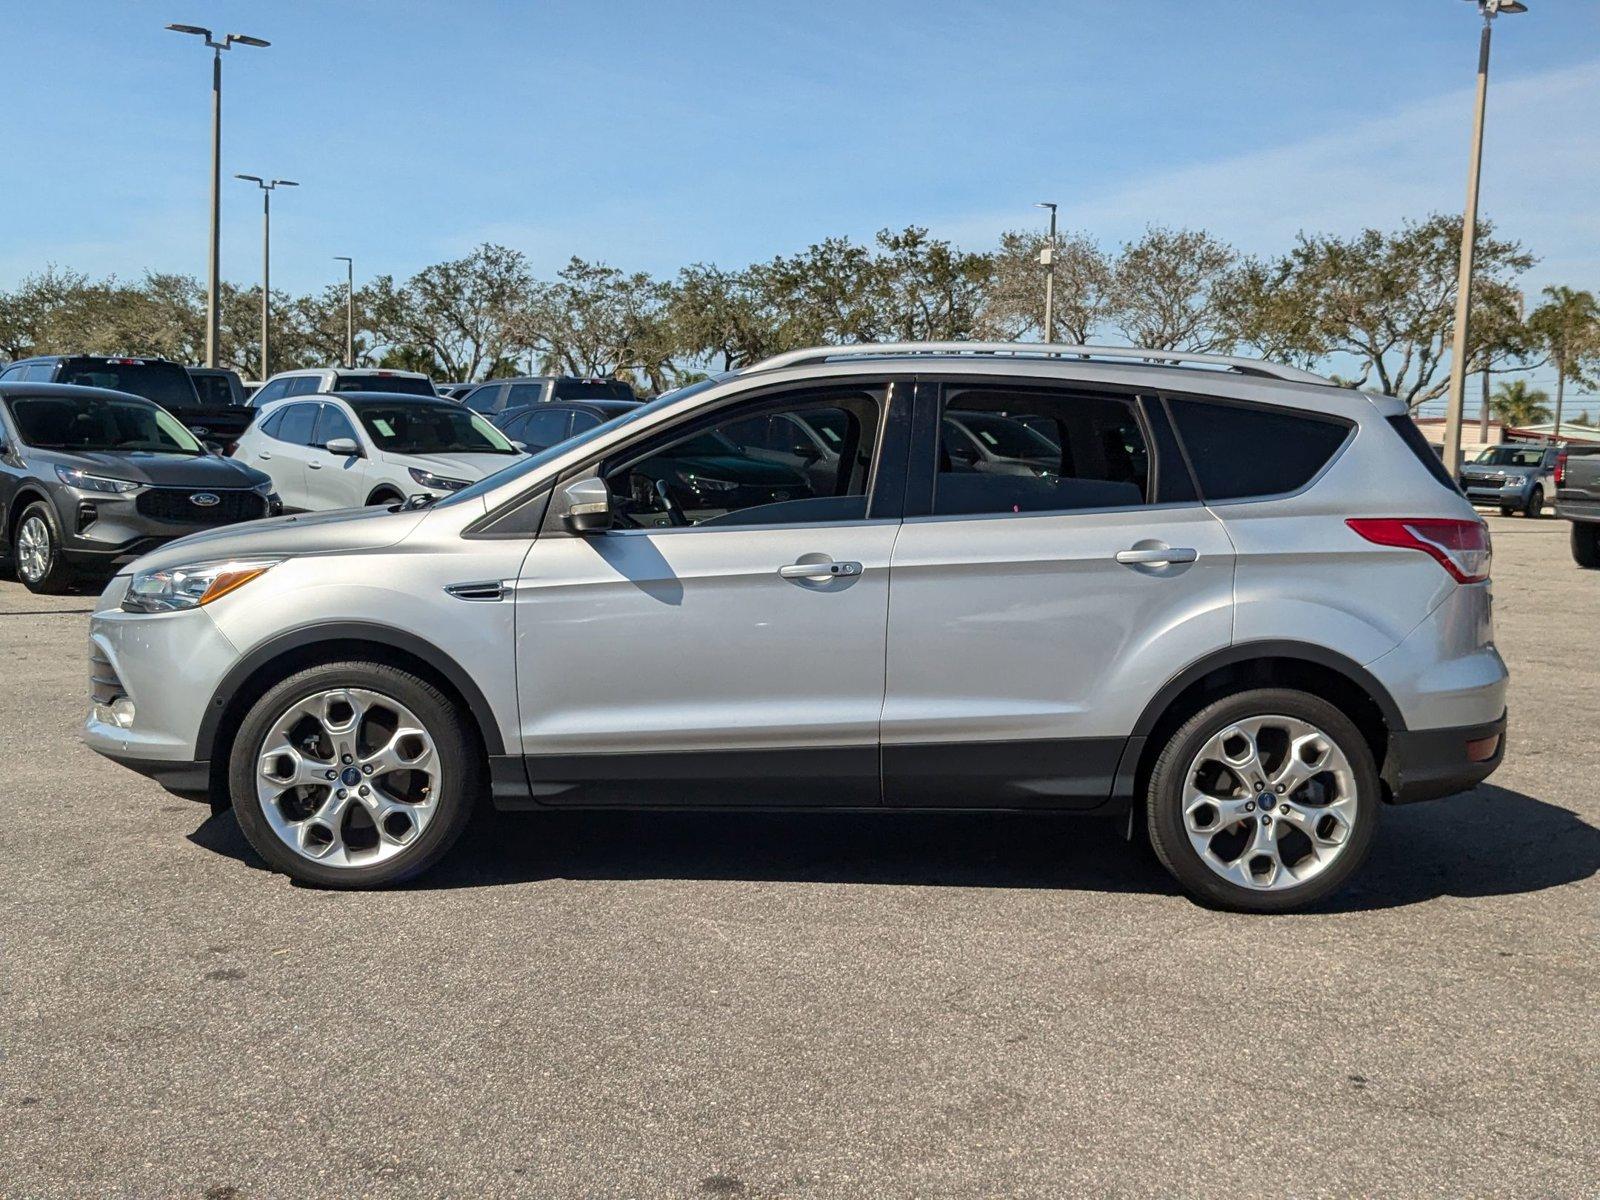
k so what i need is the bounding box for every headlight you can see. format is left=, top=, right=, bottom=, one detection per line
left=122, top=558, right=279, bottom=613
left=674, top=471, right=739, bottom=493
left=57, top=466, right=140, bottom=494
left=408, top=467, right=468, bottom=492
left=252, top=478, right=274, bottom=494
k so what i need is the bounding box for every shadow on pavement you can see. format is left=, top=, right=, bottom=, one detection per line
left=186, top=783, right=1597, bottom=909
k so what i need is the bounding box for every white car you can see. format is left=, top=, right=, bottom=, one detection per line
left=249, top=367, right=437, bottom=407
left=233, top=392, right=522, bottom=511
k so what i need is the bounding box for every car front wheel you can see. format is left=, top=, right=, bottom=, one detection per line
left=1523, top=485, right=1544, bottom=518
left=1145, top=688, right=1378, bottom=913
left=1573, top=522, right=1600, bottom=569
left=13, top=501, right=75, bottom=594
left=228, top=660, right=482, bottom=887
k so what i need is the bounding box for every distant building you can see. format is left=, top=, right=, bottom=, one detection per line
left=1411, top=416, right=1600, bottom=456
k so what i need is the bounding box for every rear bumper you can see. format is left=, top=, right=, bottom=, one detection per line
left=1555, top=496, right=1600, bottom=523
left=1382, top=711, right=1506, bottom=804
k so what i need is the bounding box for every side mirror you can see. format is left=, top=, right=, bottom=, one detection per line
left=325, top=437, right=361, bottom=457
left=559, top=476, right=614, bottom=534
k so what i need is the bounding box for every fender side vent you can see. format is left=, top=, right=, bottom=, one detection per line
left=444, top=580, right=505, bottom=602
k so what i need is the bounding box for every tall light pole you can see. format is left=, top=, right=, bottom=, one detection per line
left=1035, top=201, right=1058, bottom=344
left=333, top=256, right=355, bottom=368
left=1442, top=0, right=1527, bottom=474
left=235, top=176, right=297, bottom=379
left=166, top=25, right=270, bottom=369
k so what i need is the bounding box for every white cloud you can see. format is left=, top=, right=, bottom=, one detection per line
left=939, top=59, right=1600, bottom=290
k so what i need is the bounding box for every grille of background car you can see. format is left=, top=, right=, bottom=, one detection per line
left=134, top=488, right=269, bottom=524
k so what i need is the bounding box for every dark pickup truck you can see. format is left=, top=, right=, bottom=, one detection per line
left=1553, top=446, right=1600, bottom=568
left=0, top=355, right=256, bottom=453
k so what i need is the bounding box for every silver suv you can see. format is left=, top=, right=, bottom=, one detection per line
left=84, top=343, right=1508, bottom=912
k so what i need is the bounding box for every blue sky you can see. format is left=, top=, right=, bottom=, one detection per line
left=3, top=0, right=1597, bottom=406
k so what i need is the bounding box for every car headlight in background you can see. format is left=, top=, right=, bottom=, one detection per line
left=56, top=466, right=141, bottom=493
left=122, top=559, right=280, bottom=613
left=408, top=467, right=468, bottom=492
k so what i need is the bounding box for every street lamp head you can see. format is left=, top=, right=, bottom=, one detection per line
left=272, top=180, right=299, bottom=188
left=165, top=23, right=211, bottom=37
left=225, top=33, right=272, bottom=48
left=1034, top=201, right=1057, bottom=211
left=235, top=173, right=264, bottom=184
left=1465, top=0, right=1528, bottom=15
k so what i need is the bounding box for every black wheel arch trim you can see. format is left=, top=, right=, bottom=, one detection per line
left=1130, top=639, right=1407, bottom=738
left=195, top=620, right=506, bottom=761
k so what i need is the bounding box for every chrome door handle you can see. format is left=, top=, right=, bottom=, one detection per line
left=257, top=451, right=272, bottom=460
left=778, top=560, right=862, bottom=580
left=1115, top=546, right=1197, bottom=565
left=308, top=461, right=323, bottom=470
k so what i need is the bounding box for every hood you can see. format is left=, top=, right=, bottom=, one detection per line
left=382, top=450, right=522, bottom=482
left=122, top=503, right=430, bottom=575
left=29, top=448, right=270, bottom=489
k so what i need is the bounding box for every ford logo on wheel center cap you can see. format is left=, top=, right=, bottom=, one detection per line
left=190, top=492, right=220, bottom=507
left=341, top=766, right=362, bottom=787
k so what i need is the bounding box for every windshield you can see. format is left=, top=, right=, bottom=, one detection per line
left=435, top=377, right=722, bottom=509
left=7, top=394, right=205, bottom=454
left=335, top=374, right=437, bottom=396
left=354, top=403, right=518, bottom=455
left=56, top=360, right=200, bottom=410
left=1475, top=446, right=1545, bottom=467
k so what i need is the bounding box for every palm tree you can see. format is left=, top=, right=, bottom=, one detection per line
left=1527, top=286, right=1600, bottom=435
left=1490, top=379, right=1552, bottom=430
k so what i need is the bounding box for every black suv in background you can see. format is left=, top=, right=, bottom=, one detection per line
left=492, top=398, right=642, bottom=453
left=0, top=382, right=275, bottom=593
left=186, top=366, right=249, bottom=409
left=461, top=375, right=636, bottom=417
left=0, top=355, right=256, bottom=451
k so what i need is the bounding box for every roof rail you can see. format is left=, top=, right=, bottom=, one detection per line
left=744, top=342, right=1331, bottom=386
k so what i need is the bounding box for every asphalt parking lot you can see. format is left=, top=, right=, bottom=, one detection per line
left=1, top=514, right=1595, bottom=1198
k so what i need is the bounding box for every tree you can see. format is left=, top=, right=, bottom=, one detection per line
left=1249, top=215, right=1533, bottom=409
left=978, top=228, right=1111, bottom=344
left=872, top=226, right=990, bottom=342
left=368, top=243, right=534, bottom=381
left=1527, top=286, right=1600, bottom=436
left=1109, top=227, right=1242, bottom=353
left=517, top=258, right=674, bottom=392
left=667, top=263, right=777, bottom=372
left=751, top=235, right=890, bottom=348
left=1490, top=379, right=1551, bottom=429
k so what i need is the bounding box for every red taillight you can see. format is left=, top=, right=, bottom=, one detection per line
left=1346, top=518, right=1492, bottom=584
left=1555, top=451, right=1567, bottom=487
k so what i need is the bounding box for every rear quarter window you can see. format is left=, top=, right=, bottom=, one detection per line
left=1387, top=414, right=1463, bottom=494
left=1168, top=397, right=1351, bottom=501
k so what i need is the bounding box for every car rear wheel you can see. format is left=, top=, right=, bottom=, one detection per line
left=1146, top=688, right=1378, bottom=913
left=228, top=661, right=482, bottom=887
left=1572, top=522, right=1600, bottom=569
left=13, top=501, right=75, bottom=594
left=1522, top=486, right=1544, bottom=518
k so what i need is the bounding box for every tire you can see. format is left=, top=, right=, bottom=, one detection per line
left=1498, top=505, right=1514, bottom=518
left=1572, top=522, right=1600, bottom=570
left=13, top=500, right=75, bottom=594
left=1145, top=688, right=1379, bottom=913
left=1522, top=486, right=1544, bottom=519
left=228, top=660, right=483, bottom=887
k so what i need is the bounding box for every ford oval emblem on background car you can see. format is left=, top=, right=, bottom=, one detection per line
left=190, top=492, right=220, bottom=508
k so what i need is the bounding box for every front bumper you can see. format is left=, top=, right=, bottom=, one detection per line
left=1382, top=711, right=1506, bottom=804
left=1460, top=478, right=1531, bottom=507
left=82, top=576, right=240, bottom=789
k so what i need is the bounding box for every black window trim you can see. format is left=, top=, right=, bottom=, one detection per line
left=1162, top=390, right=1357, bottom=507
left=900, top=375, right=1188, bottom=523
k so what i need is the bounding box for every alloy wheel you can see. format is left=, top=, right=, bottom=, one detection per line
left=255, top=687, right=442, bottom=868
left=1181, top=714, right=1358, bottom=891
left=16, top=515, right=51, bottom=583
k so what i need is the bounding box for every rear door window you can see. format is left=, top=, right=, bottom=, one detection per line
left=933, top=387, right=1152, bottom=516
left=517, top=407, right=573, bottom=450
left=55, top=359, right=199, bottom=410
left=465, top=384, right=504, bottom=413
left=505, top=382, right=546, bottom=409
left=1168, top=397, right=1351, bottom=501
